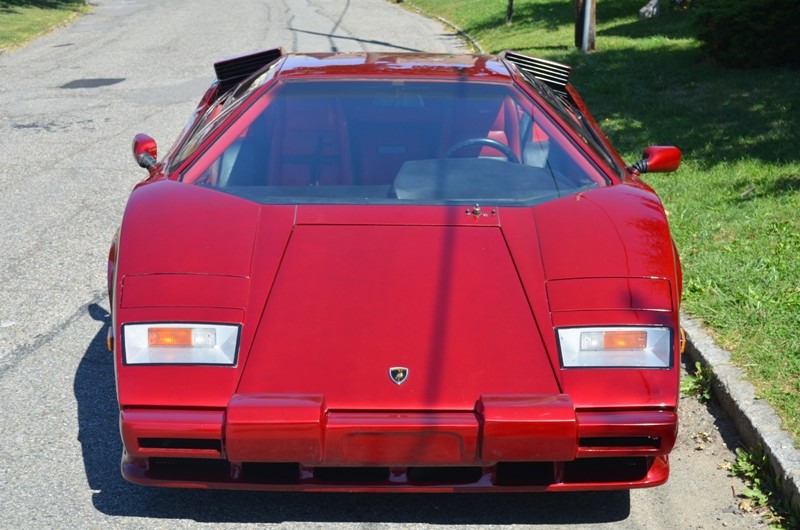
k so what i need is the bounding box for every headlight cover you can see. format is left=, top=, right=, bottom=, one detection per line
left=557, top=326, right=672, bottom=368
left=122, top=323, right=240, bottom=365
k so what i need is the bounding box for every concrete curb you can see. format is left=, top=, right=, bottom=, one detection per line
left=682, top=314, right=800, bottom=514
left=399, top=2, right=485, bottom=54
left=428, top=14, right=485, bottom=54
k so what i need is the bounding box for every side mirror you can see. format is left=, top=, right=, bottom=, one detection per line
left=132, top=133, right=158, bottom=170
left=628, top=146, right=681, bottom=175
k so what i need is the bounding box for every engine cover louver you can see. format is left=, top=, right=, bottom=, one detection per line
left=213, top=47, right=284, bottom=94
left=501, top=51, right=572, bottom=101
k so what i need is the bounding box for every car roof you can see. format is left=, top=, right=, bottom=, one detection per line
left=272, top=52, right=515, bottom=82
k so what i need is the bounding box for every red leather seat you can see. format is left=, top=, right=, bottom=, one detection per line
left=269, top=98, right=352, bottom=186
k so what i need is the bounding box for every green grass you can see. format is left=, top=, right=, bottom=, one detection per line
left=732, top=445, right=800, bottom=527
left=0, top=0, right=90, bottom=52
left=680, top=361, right=713, bottom=403
left=405, top=0, right=800, bottom=444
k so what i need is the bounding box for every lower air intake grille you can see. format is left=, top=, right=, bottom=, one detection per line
left=139, top=438, right=221, bottom=451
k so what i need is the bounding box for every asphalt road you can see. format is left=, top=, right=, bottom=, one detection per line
left=0, top=1, right=768, bottom=528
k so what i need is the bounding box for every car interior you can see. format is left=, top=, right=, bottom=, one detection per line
left=187, top=81, right=604, bottom=204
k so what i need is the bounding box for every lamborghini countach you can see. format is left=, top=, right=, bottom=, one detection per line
left=108, top=48, right=684, bottom=491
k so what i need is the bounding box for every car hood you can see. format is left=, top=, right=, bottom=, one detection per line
left=117, top=181, right=676, bottom=409
left=237, top=204, right=561, bottom=411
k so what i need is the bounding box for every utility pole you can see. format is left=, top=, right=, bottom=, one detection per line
left=574, top=0, right=596, bottom=52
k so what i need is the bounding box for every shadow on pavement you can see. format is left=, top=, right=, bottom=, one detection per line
left=75, top=303, right=630, bottom=525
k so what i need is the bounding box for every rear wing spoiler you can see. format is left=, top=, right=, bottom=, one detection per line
left=213, top=47, right=284, bottom=95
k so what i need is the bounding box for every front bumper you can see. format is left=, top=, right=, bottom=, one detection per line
left=119, top=393, right=677, bottom=491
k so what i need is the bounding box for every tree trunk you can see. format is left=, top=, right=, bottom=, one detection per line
left=506, top=0, right=514, bottom=24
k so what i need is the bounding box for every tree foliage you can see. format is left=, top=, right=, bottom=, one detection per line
left=695, top=0, right=800, bottom=68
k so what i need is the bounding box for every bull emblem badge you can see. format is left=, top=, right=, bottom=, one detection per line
left=389, top=367, right=409, bottom=385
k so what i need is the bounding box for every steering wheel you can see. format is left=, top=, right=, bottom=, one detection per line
left=445, top=137, right=520, bottom=164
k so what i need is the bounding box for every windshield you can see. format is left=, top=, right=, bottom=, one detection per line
left=182, top=80, right=610, bottom=205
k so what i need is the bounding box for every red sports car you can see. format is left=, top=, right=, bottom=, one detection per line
left=108, top=48, right=684, bottom=492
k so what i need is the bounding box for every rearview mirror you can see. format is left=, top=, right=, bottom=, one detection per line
left=132, top=133, right=158, bottom=170
left=628, top=146, right=681, bottom=175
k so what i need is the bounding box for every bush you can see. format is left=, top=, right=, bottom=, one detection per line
left=695, top=0, right=800, bottom=68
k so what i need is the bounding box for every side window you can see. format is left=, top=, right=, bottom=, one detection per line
left=194, top=133, right=245, bottom=187
left=519, top=104, right=551, bottom=168
left=168, top=102, right=226, bottom=173
left=515, top=95, right=608, bottom=187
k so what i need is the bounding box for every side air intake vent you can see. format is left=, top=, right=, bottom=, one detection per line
left=501, top=51, right=572, bottom=100
left=214, top=47, right=284, bottom=94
